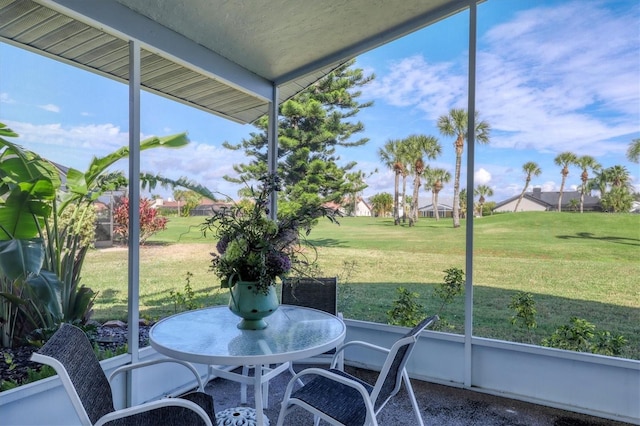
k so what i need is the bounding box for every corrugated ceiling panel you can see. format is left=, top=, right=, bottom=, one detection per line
left=0, top=0, right=269, bottom=123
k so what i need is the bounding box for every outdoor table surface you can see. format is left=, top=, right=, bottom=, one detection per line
left=149, top=305, right=346, bottom=426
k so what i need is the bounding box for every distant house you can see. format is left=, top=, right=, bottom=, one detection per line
left=493, top=188, right=601, bottom=213
left=418, top=203, right=454, bottom=218
left=343, top=197, right=372, bottom=217
left=153, top=198, right=232, bottom=216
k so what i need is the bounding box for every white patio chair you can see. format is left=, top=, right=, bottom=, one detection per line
left=276, top=315, right=438, bottom=426
left=31, top=323, right=215, bottom=426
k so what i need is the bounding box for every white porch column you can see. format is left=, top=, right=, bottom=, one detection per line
left=464, top=0, right=478, bottom=388
left=267, top=83, right=279, bottom=220
left=127, top=40, right=141, bottom=363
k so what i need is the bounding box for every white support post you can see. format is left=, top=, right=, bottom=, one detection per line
left=464, top=0, right=478, bottom=388
left=127, top=39, right=141, bottom=368
left=267, top=84, right=279, bottom=220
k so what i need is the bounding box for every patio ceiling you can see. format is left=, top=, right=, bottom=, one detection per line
left=0, top=0, right=478, bottom=124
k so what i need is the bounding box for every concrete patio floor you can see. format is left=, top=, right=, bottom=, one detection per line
left=205, top=365, right=632, bottom=426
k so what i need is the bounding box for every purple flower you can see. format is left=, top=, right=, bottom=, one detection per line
left=266, top=251, right=291, bottom=275
left=216, top=235, right=230, bottom=254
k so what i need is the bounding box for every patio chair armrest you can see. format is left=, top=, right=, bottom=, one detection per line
left=330, top=340, right=390, bottom=369
left=108, top=358, right=205, bottom=392
left=94, top=397, right=213, bottom=426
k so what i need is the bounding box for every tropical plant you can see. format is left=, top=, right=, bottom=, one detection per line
left=387, top=287, right=424, bottom=327
left=508, top=291, right=537, bottom=343
left=423, top=167, right=451, bottom=221
left=0, top=122, right=189, bottom=347
left=542, top=317, right=627, bottom=356
left=403, top=135, right=441, bottom=226
left=437, top=108, right=490, bottom=228
left=576, top=155, right=601, bottom=213
left=202, top=174, right=339, bottom=294
left=554, top=151, right=577, bottom=212
left=369, top=192, right=393, bottom=217
left=627, top=138, right=640, bottom=163
left=459, top=188, right=467, bottom=219
left=113, top=197, right=168, bottom=245
left=378, top=139, right=404, bottom=225
left=474, top=185, right=494, bottom=217
left=513, top=162, right=541, bottom=212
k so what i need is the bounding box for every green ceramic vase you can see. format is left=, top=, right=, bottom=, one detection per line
left=228, top=280, right=279, bottom=330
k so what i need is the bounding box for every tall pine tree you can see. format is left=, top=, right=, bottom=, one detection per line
left=223, top=60, right=374, bottom=215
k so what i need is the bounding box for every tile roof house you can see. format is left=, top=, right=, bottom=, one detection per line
left=493, top=188, right=601, bottom=213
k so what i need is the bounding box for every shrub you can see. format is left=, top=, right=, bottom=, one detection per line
left=113, top=197, right=168, bottom=245
left=387, top=287, right=424, bottom=327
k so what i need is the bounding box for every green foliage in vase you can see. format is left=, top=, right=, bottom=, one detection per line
left=202, top=174, right=339, bottom=294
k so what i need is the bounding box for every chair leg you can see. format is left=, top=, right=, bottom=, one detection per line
left=402, top=369, right=425, bottom=426
left=288, top=362, right=304, bottom=386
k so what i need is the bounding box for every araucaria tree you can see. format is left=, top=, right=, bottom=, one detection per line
left=403, top=135, right=441, bottom=226
left=514, top=162, right=541, bottom=212
left=554, top=151, right=577, bottom=212
left=437, top=108, right=490, bottom=228
left=576, top=155, right=601, bottom=213
left=223, top=60, right=374, bottom=216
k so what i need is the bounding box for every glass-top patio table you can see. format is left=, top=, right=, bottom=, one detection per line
left=150, top=305, right=346, bottom=426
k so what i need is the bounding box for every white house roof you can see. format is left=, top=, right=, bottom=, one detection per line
left=0, top=0, right=479, bottom=124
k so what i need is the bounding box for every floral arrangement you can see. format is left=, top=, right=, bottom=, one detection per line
left=202, top=174, right=339, bottom=294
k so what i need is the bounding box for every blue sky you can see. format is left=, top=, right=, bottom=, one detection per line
left=1, top=0, right=638, bottom=206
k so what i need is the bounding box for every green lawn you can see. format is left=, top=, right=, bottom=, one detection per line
left=83, top=212, right=640, bottom=359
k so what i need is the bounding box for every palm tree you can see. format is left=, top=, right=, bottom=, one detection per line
left=474, top=185, right=494, bottom=217
left=378, top=139, right=404, bottom=225
left=424, top=167, right=451, bottom=221
left=554, top=151, right=577, bottom=212
left=514, top=162, right=541, bottom=212
left=575, top=155, right=601, bottom=213
left=403, top=135, right=441, bottom=226
left=459, top=188, right=468, bottom=219
left=627, top=138, right=640, bottom=163
left=437, top=108, right=490, bottom=228
left=606, top=165, right=631, bottom=188
left=397, top=143, right=412, bottom=223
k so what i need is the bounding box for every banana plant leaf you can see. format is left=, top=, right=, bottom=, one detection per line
left=25, top=269, right=63, bottom=324
left=0, top=238, right=44, bottom=281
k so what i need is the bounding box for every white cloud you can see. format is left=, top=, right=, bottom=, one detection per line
left=0, top=92, right=15, bottom=104
left=364, top=2, right=639, bottom=157
left=474, top=168, right=491, bottom=185
left=38, top=104, right=61, bottom=113
left=363, top=55, right=466, bottom=120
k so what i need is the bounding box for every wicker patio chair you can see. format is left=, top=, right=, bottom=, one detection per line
left=31, top=323, right=216, bottom=426
left=276, top=315, right=438, bottom=426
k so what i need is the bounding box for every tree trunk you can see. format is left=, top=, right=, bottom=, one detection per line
left=394, top=172, right=400, bottom=225
left=401, top=173, right=407, bottom=223
left=433, top=191, right=440, bottom=221
left=452, top=136, right=464, bottom=228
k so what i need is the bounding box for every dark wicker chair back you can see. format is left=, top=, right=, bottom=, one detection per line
left=31, top=323, right=216, bottom=426
left=282, top=277, right=338, bottom=314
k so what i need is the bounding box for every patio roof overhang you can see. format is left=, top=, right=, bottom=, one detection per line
left=0, top=0, right=480, bottom=124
